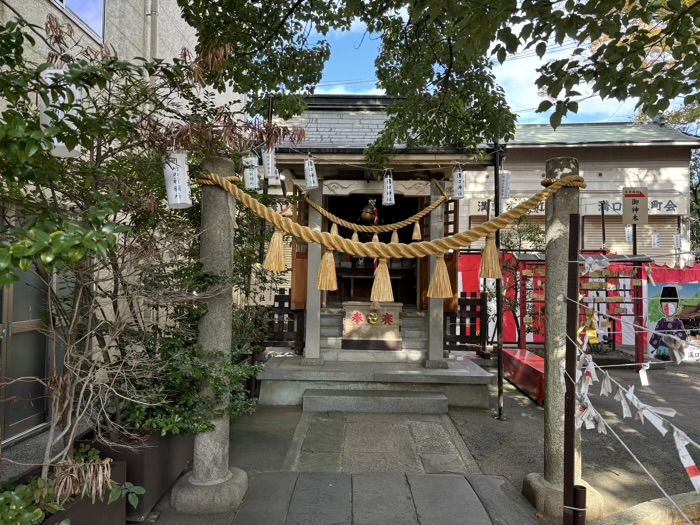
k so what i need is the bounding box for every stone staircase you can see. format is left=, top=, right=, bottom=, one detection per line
left=320, top=309, right=429, bottom=363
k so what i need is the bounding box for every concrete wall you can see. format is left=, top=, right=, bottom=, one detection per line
left=0, top=0, right=197, bottom=63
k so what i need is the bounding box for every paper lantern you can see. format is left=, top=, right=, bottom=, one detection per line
left=452, top=165, right=465, bottom=199
left=382, top=169, right=395, bottom=206
left=163, top=151, right=192, bottom=209
left=262, top=147, right=276, bottom=179
left=39, top=69, right=81, bottom=158
left=243, top=154, right=260, bottom=191
left=304, top=155, right=319, bottom=190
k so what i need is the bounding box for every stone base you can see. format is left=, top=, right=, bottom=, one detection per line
left=522, top=473, right=605, bottom=522
left=301, top=357, right=325, bottom=366
left=171, top=468, right=248, bottom=515
left=424, top=359, right=449, bottom=369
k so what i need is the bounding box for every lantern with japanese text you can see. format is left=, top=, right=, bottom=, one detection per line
left=382, top=169, right=395, bottom=206
left=304, top=154, right=319, bottom=190
left=243, top=154, right=260, bottom=191
left=452, top=164, right=465, bottom=199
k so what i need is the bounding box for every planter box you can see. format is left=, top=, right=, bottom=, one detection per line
left=93, top=434, right=194, bottom=522
left=43, top=461, right=126, bottom=525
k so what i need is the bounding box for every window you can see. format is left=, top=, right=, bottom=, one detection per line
left=53, top=0, right=105, bottom=39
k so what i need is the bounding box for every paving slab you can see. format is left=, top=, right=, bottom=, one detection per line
left=352, top=474, right=418, bottom=525
left=466, top=475, right=542, bottom=525
left=343, top=451, right=424, bottom=473
left=407, top=474, right=491, bottom=525
left=419, top=454, right=468, bottom=474
left=408, top=420, right=458, bottom=454
left=297, top=451, right=343, bottom=472
left=302, top=415, right=346, bottom=453
left=286, top=472, right=352, bottom=525
left=232, top=471, right=298, bottom=525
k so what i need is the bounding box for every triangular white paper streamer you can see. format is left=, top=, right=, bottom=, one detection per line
left=674, top=427, right=700, bottom=493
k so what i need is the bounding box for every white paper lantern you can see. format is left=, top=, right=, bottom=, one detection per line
left=39, top=69, right=81, bottom=158
left=452, top=165, right=465, bottom=199
left=304, top=155, right=319, bottom=190
left=382, top=169, right=395, bottom=206
left=163, top=151, right=192, bottom=209
left=243, top=154, right=260, bottom=191
left=262, top=147, right=276, bottom=179
left=651, top=230, right=660, bottom=249
left=625, top=224, right=634, bottom=242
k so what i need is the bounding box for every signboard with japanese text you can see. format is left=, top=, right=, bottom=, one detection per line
left=622, top=187, right=649, bottom=225
left=470, top=195, right=685, bottom=217
left=342, top=301, right=402, bottom=350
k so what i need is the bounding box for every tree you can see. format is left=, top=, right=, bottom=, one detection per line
left=178, top=0, right=700, bottom=155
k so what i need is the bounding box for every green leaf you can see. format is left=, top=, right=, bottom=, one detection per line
left=536, top=100, right=553, bottom=113
left=536, top=42, right=547, bottom=59
left=128, top=492, right=139, bottom=509
left=497, top=47, right=506, bottom=65
left=550, top=110, right=563, bottom=130
left=568, top=101, right=579, bottom=114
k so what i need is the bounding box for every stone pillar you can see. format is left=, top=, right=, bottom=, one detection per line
left=425, top=181, right=448, bottom=369
left=522, top=158, right=603, bottom=520
left=171, top=157, right=247, bottom=514
left=303, top=185, right=324, bottom=365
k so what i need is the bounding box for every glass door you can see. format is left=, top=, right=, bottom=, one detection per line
left=0, top=208, right=50, bottom=442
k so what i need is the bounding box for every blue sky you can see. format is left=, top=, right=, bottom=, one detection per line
left=314, top=26, right=641, bottom=125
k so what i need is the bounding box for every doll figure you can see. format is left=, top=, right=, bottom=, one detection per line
left=650, top=285, right=688, bottom=361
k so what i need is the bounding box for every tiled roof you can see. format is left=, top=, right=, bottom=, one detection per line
left=279, top=96, right=700, bottom=151
left=512, top=122, right=700, bottom=146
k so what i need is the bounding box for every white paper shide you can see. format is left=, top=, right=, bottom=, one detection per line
left=243, top=155, right=260, bottom=191
left=164, top=151, right=192, bottom=209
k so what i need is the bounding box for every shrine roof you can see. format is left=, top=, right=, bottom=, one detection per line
left=279, top=95, right=700, bottom=152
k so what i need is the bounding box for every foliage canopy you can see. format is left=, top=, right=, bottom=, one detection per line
left=179, top=0, right=700, bottom=146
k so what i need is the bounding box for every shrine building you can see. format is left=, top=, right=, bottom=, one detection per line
left=256, top=95, right=699, bottom=410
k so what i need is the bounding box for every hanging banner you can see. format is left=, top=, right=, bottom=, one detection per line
left=674, top=427, right=700, bottom=493
left=622, top=187, right=649, bottom=225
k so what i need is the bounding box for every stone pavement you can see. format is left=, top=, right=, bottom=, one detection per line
left=232, top=472, right=540, bottom=525
left=153, top=407, right=542, bottom=524
left=290, top=412, right=480, bottom=474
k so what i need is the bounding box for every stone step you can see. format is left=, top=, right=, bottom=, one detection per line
left=320, top=315, right=343, bottom=327
left=320, top=326, right=343, bottom=338
left=320, top=337, right=343, bottom=349
left=403, top=339, right=428, bottom=350
left=302, top=389, right=448, bottom=414
left=321, top=349, right=427, bottom=363
left=403, top=328, right=428, bottom=339
left=402, top=318, right=429, bottom=329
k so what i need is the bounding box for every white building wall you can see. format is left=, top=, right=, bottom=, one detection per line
left=461, top=145, right=692, bottom=266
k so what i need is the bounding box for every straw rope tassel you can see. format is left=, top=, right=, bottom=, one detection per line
left=370, top=258, right=394, bottom=303
left=480, top=234, right=503, bottom=280
left=317, top=224, right=340, bottom=291
left=263, top=228, right=286, bottom=272
left=427, top=254, right=453, bottom=298
left=372, top=233, right=379, bottom=243
left=391, top=230, right=399, bottom=244
left=412, top=222, right=422, bottom=241
left=351, top=230, right=359, bottom=242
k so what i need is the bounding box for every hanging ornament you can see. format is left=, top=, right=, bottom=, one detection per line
left=625, top=224, right=634, bottom=242
left=382, top=169, right=395, bottom=206
left=500, top=171, right=511, bottom=200
left=674, top=427, right=700, bottom=493
left=675, top=231, right=683, bottom=249
left=163, top=151, right=192, bottom=209
left=243, top=154, right=260, bottom=191
left=263, top=147, right=277, bottom=180
left=452, top=164, right=465, bottom=199
left=39, top=69, right=82, bottom=158
left=304, top=154, right=319, bottom=190
left=651, top=229, right=661, bottom=249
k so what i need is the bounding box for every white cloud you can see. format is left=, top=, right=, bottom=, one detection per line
left=315, top=85, right=385, bottom=96
left=494, top=48, right=640, bottom=124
